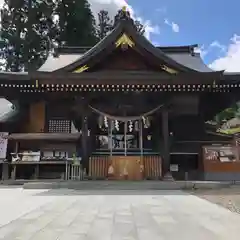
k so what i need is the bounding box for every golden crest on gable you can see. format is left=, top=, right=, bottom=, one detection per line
left=115, top=33, right=135, bottom=48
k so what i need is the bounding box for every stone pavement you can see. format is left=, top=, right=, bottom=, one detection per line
left=0, top=188, right=240, bottom=240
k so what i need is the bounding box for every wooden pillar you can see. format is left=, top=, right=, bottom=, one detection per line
left=11, top=165, right=16, bottom=180
left=81, top=115, right=89, bottom=174
left=162, top=108, right=172, bottom=179
left=33, top=165, right=39, bottom=180
left=2, top=163, right=9, bottom=180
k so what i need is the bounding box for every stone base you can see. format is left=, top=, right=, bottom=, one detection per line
left=21, top=180, right=231, bottom=190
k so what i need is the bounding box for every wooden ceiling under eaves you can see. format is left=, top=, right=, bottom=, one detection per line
left=53, top=9, right=200, bottom=75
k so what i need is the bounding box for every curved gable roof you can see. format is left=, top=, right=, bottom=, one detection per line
left=38, top=46, right=213, bottom=73
left=53, top=15, right=200, bottom=73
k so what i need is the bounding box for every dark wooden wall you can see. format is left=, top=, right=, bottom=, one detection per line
left=89, top=48, right=162, bottom=72
left=23, top=101, right=45, bottom=133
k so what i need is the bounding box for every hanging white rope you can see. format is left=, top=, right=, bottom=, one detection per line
left=89, top=104, right=164, bottom=121
left=115, top=120, right=119, bottom=131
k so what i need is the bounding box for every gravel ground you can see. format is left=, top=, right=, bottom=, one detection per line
left=190, top=187, right=240, bottom=214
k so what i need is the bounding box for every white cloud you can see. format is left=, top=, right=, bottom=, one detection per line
left=89, top=0, right=160, bottom=39
left=209, top=34, right=240, bottom=72
left=171, top=23, right=179, bottom=33
left=140, top=20, right=160, bottom=39
left=210, top=41, right=226, bottom=52
left=0, top=98, right=12, bottom=117
left=164, top=19, right=180, bottom=33
left=195, top=45, right=208, bottom=58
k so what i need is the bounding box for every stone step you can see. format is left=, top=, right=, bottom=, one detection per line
left=22, top=180, right=231, bottom=190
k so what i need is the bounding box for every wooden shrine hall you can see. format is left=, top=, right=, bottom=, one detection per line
left=0, top=7, right=240, bottom=181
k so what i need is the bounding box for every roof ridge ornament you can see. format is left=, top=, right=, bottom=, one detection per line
left=122, top=6, right=127, bottom=12
left=113, top=7, right=134, bottom=27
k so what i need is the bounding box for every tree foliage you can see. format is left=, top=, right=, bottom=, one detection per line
left=0, top=0, right=58, bottom=71
left=96, top=10, right=112, bottom=40
left=0, top=0, right=28, bottom=71
left=134, top=20, right=145, bottom=36
left=215, top=104, right=239, bottom=124
left=55, top=0, right=99, bottom=47
left=0, top=1, right=146, bottom=71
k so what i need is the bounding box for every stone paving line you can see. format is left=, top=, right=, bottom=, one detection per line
left=0, top=188, right=240, bottom=239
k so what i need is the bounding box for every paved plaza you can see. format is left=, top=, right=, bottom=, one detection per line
left=0, top=187, right=240, bottom=239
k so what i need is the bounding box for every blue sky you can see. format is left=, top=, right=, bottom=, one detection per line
left=89, top=0, right=240, bottom=72
left=127, top=0, right=240, bottom=67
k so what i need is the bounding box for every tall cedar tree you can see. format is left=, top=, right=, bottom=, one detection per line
left=0, top=0, right=27, bottom=71
left=97, top=9, right=145, bottom=40
left=0, top=0, right=58, bottom=71
left=56, top=0, right=99, bottom=47
left=96, top=10, right=113, bottom=40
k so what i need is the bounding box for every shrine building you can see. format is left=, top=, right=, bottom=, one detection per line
left=0, top=8, right=240, bottom=181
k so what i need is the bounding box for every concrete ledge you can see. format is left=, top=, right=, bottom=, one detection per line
left=22, top=180, right=232, bottom=190
left=204, top=172, right=240, bottom=181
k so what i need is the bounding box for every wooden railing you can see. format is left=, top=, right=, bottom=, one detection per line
left=143, top=155, right=162, bottom=179
left=89, top=156, right=109, bottom=179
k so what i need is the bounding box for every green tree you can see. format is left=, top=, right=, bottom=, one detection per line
left=134, top=20, right=145, bottom=35
left=55, top=0, right=99, bottom=47
left=0, top=0, right=58, bottom=71
left=26, top=0, right=59, bottom=71
left=96, top=10, right=113, bottom=40
left=215, top=103, right=239, bottom=124
left=0, top=0, right=27, bottom=71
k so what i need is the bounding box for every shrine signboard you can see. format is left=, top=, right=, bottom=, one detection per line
left=203, top=145, right=238, bottom=162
